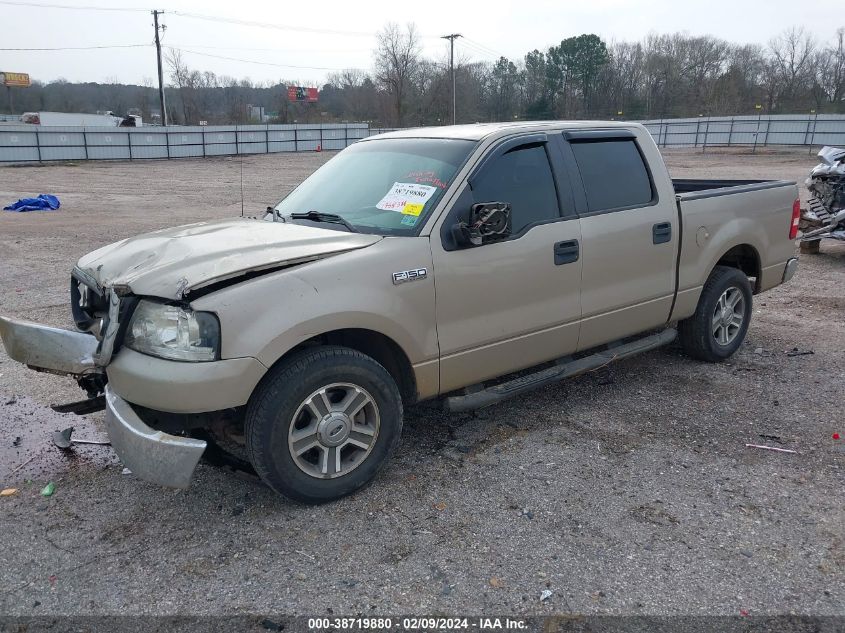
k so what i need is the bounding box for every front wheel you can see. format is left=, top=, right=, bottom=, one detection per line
left=679, top=265, right=753, bottom=362
left=245, top=346, right=403, bottom=503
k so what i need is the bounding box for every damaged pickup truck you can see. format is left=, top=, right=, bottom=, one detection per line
left=0, top=122, right=800, bottom=503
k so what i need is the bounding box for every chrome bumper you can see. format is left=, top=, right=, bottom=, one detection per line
left=105, top=386, right=206, bottom=489
left=782, top=257, right=799, bottom=283
left=0, top=315, right=98, bottom=376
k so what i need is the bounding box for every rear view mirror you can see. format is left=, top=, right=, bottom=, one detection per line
left=451, top=202, right=512, bottom=247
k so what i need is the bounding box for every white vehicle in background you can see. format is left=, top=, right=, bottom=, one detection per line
left=19, top=111, right=142, bottom=127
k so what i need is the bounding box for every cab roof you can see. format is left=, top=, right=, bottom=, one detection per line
left=365, top=120, right=642, bottom=142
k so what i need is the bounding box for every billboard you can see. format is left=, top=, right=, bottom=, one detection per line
left=287, top=86, right=318, bottom=102
left=1, top=72, right=31, bottom=87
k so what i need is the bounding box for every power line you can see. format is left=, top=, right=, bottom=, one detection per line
left=0, top=0, right=147, bottom=11
left=462, top=36, right=511, bottom=60
left=0, top=43, right=151, bottom=51
left=172, top=47, right=365, bottom=72
left=170, top=11, right=378, bottom=38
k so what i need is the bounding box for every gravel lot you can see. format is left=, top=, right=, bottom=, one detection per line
left=0, top=148, right=842, bottom=618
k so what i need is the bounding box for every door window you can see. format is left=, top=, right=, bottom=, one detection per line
left=570, top=139, right=653, bottom=212
left=470, top=143, right=561, bottom=234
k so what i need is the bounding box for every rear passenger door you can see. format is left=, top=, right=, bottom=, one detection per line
left=560, top=129, right=678, bottom=351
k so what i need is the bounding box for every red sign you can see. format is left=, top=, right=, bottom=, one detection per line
left=287, top=86, right=318, bottom=103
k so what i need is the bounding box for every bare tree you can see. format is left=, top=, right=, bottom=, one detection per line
left=374, top=22, right=421, bottom=126
left=768, top=27, right=816, bottom=110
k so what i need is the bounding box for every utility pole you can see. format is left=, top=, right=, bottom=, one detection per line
left=152, top=10, right=168, bottom=126
left=441, top=33, right=461, bottom=125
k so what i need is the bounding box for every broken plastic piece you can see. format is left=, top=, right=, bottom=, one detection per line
left=40, top=482, right=55, bottom=497
left=0, top=488, right=18, bottom=497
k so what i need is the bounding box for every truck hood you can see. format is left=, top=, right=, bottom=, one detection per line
left=76, top=218, right=382, bottom=300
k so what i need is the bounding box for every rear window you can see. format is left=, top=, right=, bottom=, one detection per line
left=570, top=139, right=653, bottom=212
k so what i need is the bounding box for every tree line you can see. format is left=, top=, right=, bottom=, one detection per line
left=5, top=25, right=844, bottom=126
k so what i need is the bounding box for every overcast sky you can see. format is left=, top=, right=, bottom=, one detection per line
left=1, top=0, right=840, bottom=86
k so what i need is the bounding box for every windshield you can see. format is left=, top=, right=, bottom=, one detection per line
left=274, top=137, right=476, bottom=235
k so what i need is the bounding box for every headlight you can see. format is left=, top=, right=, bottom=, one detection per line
left=125, top=300, right=220, bottom=362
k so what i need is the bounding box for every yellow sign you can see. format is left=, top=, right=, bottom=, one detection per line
left=401, top=202, right=424, bottom=217
left=1, top=72, right=31, bottom=87
left=755, top=104, right=762, bottom=110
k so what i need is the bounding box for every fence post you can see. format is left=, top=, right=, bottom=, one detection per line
left=235, top=125, right=239, bottom=156
left=127, top=130, right=132, bottom=160
left=165, top=126, right=171, bottom=159
left=727, top=117, right=734, bottom=147
left=694, top=118, right=700, bottom=148
left=35, top=127, right=42, bottom=163
left=702, top=117, right=710, bottom=153
left=319, top=125, right=323, bottom=151
left=344, top=124, right=348, bottom=148
left=265, top=124, right=269, bottom=155
left=83, top=128, right=89, bottom=160
left=294, top=127, right=298, bottom=152
left=763, top=117, right=770, bottom=146
left=201, top=127, right=206, bottom=158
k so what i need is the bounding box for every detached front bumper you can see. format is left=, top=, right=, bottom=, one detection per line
left=105, top=387, right=206, bottom=488
left=0, top=316, right=98, bottom=376
left=0, top=315, right=207, bottom=489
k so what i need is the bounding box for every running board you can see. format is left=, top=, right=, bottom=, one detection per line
left=445, top=328, right=677, bottom=413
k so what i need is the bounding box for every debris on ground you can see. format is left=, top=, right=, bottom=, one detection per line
left=745, top=443, right=797, bottom=454
left=1, top=488, right=18, bottom=497
left=52, top=428, right=74, bottom=450
left=786, top=348, right=814, bottom=357
left=40, top=482, right=56, bottom=497
left=758, top=434, right=784, bottom=444
left=540, top=589, right=553, bottom=602
left=3, top=194, right=61, bottom=212
left=121, top=467, right=132, bottom=475
left=12, top=436, right=21, bottom=447
left=489, top=577, right=505, bottom=588
left=5, top=397, right=16, bottom=406
left=834, top=433, right=841, bottom=440
left=52, top=427, right=110, bottom=449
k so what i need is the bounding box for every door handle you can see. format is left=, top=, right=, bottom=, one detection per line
left=553, top=239, right=579, bottom=265
left=653, top=222, right=672, bottom=244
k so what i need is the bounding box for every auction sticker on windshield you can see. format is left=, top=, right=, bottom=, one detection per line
left=376, top=182, right=437, bottom=212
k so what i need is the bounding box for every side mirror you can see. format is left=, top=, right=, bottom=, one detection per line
left=451, top=202, right=512, bottom=247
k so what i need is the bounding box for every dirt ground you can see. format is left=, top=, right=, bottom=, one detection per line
left=0, top=148, right=842, bottom=618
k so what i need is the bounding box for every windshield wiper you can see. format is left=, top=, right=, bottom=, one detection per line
left=289, top=211, right=358, bottom=233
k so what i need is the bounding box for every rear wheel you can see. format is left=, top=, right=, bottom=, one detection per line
left=679, top=265, right=753, bottom=362
left=245, top=346, right=403, bottom=503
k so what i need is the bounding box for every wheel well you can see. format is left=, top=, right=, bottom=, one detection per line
left=716, top=244, right=761, bottom=292
left=288, top=329, right=417, bottom=405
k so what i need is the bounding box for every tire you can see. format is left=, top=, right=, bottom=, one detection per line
left=245, top=345, right=403, bottom=504
left=679, top=265, right=753, bottom=363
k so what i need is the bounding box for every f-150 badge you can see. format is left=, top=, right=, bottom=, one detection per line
left=392, top=268, right=428, bottom=285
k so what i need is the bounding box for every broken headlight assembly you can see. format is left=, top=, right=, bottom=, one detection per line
left=124, top=300, right=220, bottom=362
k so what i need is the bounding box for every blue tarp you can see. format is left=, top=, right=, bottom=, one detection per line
left=4, top=194, right=61, bottom=212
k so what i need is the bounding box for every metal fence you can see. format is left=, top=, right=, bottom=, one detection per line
left=0, top=122, right=369, bottom=162
left=372, top=115, right=845, bottom=149
left=2, top=115, right=844, bottom=162
left=640, top=114, right=845, bottom=149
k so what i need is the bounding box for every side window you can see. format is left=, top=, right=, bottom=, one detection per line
left=470, top=143, right=561, bottom=234
left=570, top=139, right=653, bottom=212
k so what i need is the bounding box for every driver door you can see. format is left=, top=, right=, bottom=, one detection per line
left=430, top=135, right=583, bottom=394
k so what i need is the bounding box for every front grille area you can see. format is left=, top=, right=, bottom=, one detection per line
left=70, top=271, right=107, bottom=333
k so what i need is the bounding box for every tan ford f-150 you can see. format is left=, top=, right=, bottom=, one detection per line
left=0, top=121, right=800, bottom=503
